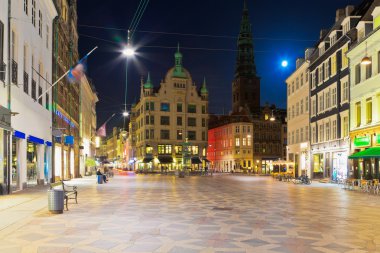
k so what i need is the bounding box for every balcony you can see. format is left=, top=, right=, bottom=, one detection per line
left=12, top=60, right=18, bottom=84
left=23, top=72, right=29, bottom=94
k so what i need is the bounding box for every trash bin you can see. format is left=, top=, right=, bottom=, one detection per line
left=97, top=175, right=103, bottom=184
left=48, top=189, right=64, bottom=214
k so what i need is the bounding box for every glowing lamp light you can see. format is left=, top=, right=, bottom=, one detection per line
left=123, top=111, right=129, bottom=117
left=123, top=47, right=135, bottom=56
left=361, top=56, right=372, bottom=65
left=281, top=60, right=288, bottom=68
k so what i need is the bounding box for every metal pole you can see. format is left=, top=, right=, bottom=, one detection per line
left=6, top=0, right=11, bottom=194
left=123, top=30, right=130, bottom=130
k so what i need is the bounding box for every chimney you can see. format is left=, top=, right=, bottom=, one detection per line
left=305, top=48, right=315, bottom=61
left=296, top=58, right=305, bottom=69
left=320, top=29, right=328, bottom=39
left=336, top=8, right=345, bottom=22
left=345, top=5, right=354, bottom=16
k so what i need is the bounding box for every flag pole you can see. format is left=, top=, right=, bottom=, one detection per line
left=37, top=46, right=98, bottom=101
left=93, top=113, right=116, bottom=138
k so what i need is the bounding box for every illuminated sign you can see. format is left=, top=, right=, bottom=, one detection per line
left=377, top=134, right=380, bottom=145
left=55, top=110, right=75, bottom=128
left=354, top=136, right=371, bottom=147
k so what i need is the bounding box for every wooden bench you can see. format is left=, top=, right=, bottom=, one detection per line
left=49, top=181, right=78, bottom=210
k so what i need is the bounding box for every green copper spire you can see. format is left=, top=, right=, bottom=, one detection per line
left=173, top=43, right=186, bottom=78
left=235, top=0, right=256, bottom=77
left=201, top=77, right=208, bottom=95
left=144, top=72, right=153, bottom=89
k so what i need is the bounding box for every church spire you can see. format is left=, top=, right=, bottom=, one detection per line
left=201, top=77, right=208, bottom=95
left=235, top=0, right=256, bottom=77
left=144, top=72, right=153, bottom=89
left=173, top=43, right=186, bottom=78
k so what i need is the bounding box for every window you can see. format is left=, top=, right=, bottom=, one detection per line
left=177, top=130, right=183, bottom=140
left=356, top=102, right=361, bottom=127
left=202, top=118, right=206, bottom=127
left=202, top=131, right=206, bottom=141
left=292, top=105, right=295, bottom=118
left=325, top=122, right=330, bottom=141
left=145, top=115, right=149, bottom=125
left=292, top=131, right=294, bottom=144
left=325, top=90, right=331, bottom=109
left=342, top=45, right=348, bottom=68
left=188, top=104, right=196, bottom=113
left=296, top=102, right=299, bottom=116
left=175, top=145, right=182, bottom=155
left=150, top=116, right=154, bottom=125
left=45, top=92, right=49, bottom=110
left=312, top=72, right=316, bottom=89
left=296, top=77, right=299, bottom=90
left=188, top=131, right=196, bottom=141
left=145, top=129, right=150, bottom=140
left=292, top=82, right=294, bottom=93
left=366, top=98, right=372, bottom=124
left=235, top=126, right=240, bottom=133
left=32, top=0, right=36, bottom=27
left=46, top=25, right=49, bottom=48
left=161, top=103, right=170, bottom=112
left=325, top=60, right=330, bottom=79
left=202, top=105, right=206, bottom=114
left=305, top=96, right=309, bottom=112
left=38, top=10, right=42, bottom=36
left=24, top=0, right=28, bottom=14
left=342, top=81, right=349, bottom=102
left=287, top=85, right=290, bottom=96
left=332, top=120, right=337, bottom=139
left=355, top=64, right=361, bottom=84
left=300, top=100, right=304, bottom=114
left=312, top=126, right=316, bottom=143
left=235, top=138, right=240, bottom=147
left=160, top=116, right=170, bottom=125
left=365, top=58, right=372, bottom=79
left=331, top=55, right=337, bottom=75
left=300, top=128, right=304, bottom=142
left=319, top=65, right=323, bottom=84
left=177, top=103, right=182, bottom=112
left=343, top=117, right=349, bottom=137
left=319, top=94, right=324, bottom=112
left=319, top=124, right=324, bottom=142
left=158, top=144, right=172, bottom=154
left=188, top=117, right=196, bottom=127
left=300, top=73, right=304, bottom=87
left=38, top=86, right=42, bottom=104
left=150, top=129, right=154, bottom=139
left=296, top=129, right=299, bottom=143
left=305, top=126, right=309, bottom=141
left=32, top=80, right=36, bottom=99
left=332, top=87, right=337, bottom=107
left=150, top=102, right=155, bottom=111
left=160, top=130, right=170, bottom=140
left=242, top=138, right=247, bottom=146
left=190, top=146, right=199, bottom=155
left=177, top=116, right=182, bottom=126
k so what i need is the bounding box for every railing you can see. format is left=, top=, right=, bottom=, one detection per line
left=23, top=72, right=29, bottom=94
left=12, top=60, right=18, bottom=84
left=0, top=62, right=5, bottom=82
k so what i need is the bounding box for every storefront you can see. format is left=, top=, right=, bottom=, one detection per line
left=349, top=135, right=380, bottom=179
left=0, top=106, right=12, bottom=195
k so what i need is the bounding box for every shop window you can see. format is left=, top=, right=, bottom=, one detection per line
left=160, top=103, right=170, bottom=112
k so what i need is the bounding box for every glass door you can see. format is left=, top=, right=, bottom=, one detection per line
left=27, top=141, right=38, bottom=186
left=11, top=138, right=20, bottom=191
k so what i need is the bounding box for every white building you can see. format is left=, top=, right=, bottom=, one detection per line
left=347, top=4, right=380, bottom=180
left=286, top=50, right=312, bottom=178
left=0, top=0, right=57, bottom=193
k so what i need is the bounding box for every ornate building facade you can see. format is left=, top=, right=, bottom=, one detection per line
left=130, top=47, right=209, bottom=171
left=52, top=0, right=80, bottom=181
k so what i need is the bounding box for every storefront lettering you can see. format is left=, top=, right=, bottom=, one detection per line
left=354, top=136, right=371, bottom=147
left=55, top=110, right=75, bottom=128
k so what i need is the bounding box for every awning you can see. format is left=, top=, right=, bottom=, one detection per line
left=158, top=156, right=173, bottom=164
left=28, top=135, right=44, bottom=145
left=143, top=157, right=154, bottom=163
left=203, top=158, right=210, bottom=163
left=349, top=147, right=380, bottom=159
left=14, top=130, right=26, bottom=139
left=191, top=157, right=202, bottom=164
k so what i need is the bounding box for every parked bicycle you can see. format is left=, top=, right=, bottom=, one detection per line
left=293, top=175, right=312, bottom=185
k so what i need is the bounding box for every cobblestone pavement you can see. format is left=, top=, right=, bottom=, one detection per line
left=1, top=174, right=380, bottom=253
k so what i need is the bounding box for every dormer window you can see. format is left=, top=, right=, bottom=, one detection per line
left=343, top=21, right=350, bottom=35
left=330, top=34, right=337, bottom=45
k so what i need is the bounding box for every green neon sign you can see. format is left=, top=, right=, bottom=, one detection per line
left=354, top=136, right=371, bottom=147
left=377, top=135, right=380, bottom=145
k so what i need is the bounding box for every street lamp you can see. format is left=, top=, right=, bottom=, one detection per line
left=122, top=111, right=129, bottom=117
left=122, top=30, right=135, bottom=130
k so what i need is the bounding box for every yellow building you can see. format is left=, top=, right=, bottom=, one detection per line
left=130, top=47, right=209, bottom=171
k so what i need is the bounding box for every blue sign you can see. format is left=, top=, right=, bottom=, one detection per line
left=64, top=136, right=74, bottom=145
left=46, top=141, right=52, bottom=147
left=14, top=130, right=26, bottom=139
left=55, top=110, right=75, bottom=128
left=28, top=135, right=44, bottom=145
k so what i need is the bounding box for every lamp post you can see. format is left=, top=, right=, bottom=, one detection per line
left=122, top=30, right=135, bottom=130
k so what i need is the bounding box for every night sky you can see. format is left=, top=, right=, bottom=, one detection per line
left=77, top=0, right=362, bottom=131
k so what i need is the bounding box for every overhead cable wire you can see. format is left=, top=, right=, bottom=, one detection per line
left=78, top=24, right=316, bottom=42
left=128, top=0, right=146, bottom=34
left=129, top=0, right=150, bottom=41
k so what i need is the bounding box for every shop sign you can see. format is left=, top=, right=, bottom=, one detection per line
left=55, top=110, right=75, bottom=128
left=0, top=105, right=11, bottom=129
left=354, top=136, right=371, bottom=147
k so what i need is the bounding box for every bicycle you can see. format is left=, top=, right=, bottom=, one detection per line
left=293, top=175, right=312, bottom=185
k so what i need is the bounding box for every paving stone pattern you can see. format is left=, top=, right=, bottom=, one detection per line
left=1, top=174, right=380, bottom=252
